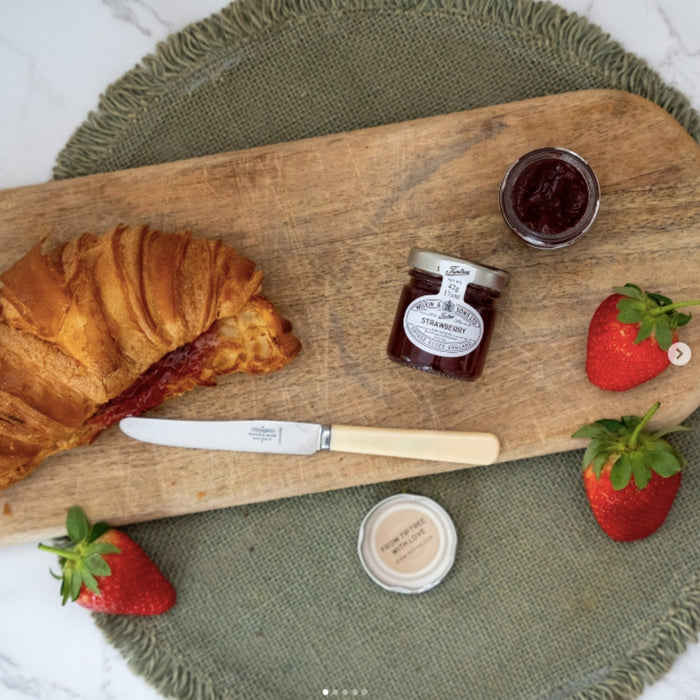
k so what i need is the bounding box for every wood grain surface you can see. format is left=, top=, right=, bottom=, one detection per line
left=2, top=89, right=700, bottom=544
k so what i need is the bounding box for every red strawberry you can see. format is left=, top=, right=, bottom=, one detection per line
left=39, top=506, right=176, bottom=615
left=571, top=402, right=688, bottom=541
left=586, top=283, right=699, bottom=391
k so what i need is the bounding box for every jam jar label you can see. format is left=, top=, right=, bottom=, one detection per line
left=403, top=261, right=484, bottom=357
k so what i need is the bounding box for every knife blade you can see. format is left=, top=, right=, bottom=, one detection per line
left=119, top=417, right=500, bottom=465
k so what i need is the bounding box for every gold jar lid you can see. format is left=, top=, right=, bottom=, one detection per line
left=407, top=248, right=509, bottom=292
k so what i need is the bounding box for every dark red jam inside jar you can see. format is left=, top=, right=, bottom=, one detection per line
left=387, top=249, right=509, bottom=381
left=499, top=147, right=600, bottom=249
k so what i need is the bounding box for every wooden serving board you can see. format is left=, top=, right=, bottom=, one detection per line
left=2, top=89, right=700, bottom=544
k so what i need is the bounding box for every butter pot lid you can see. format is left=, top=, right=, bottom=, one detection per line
left=357, top=494, right=458, bottom=594
left=407, top=247, right=509, bottom=291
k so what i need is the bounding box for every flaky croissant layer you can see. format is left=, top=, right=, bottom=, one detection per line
left=0, top=224, right=301, bottom=490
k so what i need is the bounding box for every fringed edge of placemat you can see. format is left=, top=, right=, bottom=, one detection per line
left=94, top=614, right=220, bottom=699
left=567, top=572, right=700, bottom=699
left=93, top=572, right=700, bottom=699
left=53, top=0, right=700, bottom=181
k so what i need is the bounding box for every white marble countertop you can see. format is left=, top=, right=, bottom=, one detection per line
left=0, top=1, right=699, bottom=698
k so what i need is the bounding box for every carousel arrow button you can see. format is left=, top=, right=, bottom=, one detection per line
left=668, top=342, right=691, bottom=367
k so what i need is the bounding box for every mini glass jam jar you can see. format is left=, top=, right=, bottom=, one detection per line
left=387, top=248, right=509, bottom=381
left=499, top=147, right=600, bottom=249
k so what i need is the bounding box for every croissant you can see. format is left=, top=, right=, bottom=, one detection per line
left=0, top=224, right=301, bottom=490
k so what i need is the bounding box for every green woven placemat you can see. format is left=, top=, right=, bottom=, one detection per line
left=54, top=1, right=700, bottom=698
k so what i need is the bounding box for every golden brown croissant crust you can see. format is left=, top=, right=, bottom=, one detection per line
left=0, top=224, right=301, bottom=490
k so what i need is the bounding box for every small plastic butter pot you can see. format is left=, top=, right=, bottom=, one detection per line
left=386, top=248, right=509, bottom=381
left=358, top=494, right=458, bottom=594
left=499, top=146, right=600, bottom=249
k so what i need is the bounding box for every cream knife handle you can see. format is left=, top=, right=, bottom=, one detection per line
left=327, top=425, right=500, bottom=465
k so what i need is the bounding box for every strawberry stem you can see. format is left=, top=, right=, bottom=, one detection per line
left=37, top=544, right=79, bottom=560
left=629, top=401, right=661, bottom=449
left=650, top=299, right=700, bottom=315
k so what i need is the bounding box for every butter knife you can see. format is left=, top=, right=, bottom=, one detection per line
left=119, top=417, right=500, bottom=465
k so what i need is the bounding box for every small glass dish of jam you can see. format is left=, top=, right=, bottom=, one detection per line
left=499, top=146, right=600, bottom=249
left=387, top=248, right=509, bottom=381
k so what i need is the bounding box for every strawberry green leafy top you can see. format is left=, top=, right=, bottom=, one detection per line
left=614, top=283, right=700, bottom=350
left=38, top=506, right=120, bottom=605
left=572, top=402, right=689, bottom=490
